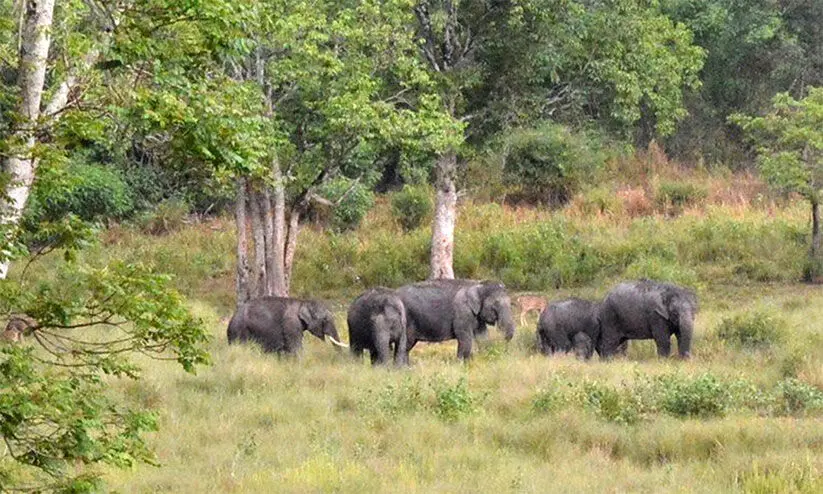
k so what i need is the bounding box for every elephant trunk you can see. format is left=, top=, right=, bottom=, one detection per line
left=677, top=311, right=693, bottom=359
left=497, top=304, right=516, bottom=341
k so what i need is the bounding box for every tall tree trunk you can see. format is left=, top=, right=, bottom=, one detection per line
left=248, top=185, right=267, bottom=297
left=268, top=161, right=288, bottom=296
left=284, top=208, right=301, bottom=290
left=430, top=151, right=457, bottom=279
left=0, top=0, right=56, bottom=279
left=235, top=178, right=251, bottom=306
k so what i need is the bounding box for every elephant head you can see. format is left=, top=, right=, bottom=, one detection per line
left=657, top=283, right=698, bottom=358
left=457, top=281, right=516, bottom=340
left=299, top=301, right=348, bottom=349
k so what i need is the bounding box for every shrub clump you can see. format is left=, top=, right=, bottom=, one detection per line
left=578, top=381, right=643, bottom=425
left=433, top=377, right=478, bottom=422
left=655, top=180, right=707, bottom=212
left=658, top=373, right=727, bottom=418
left=772, top=378, right=823, bottom=416
left=499, top=123, right=608, bottom=206
left=715, top=310, right=786, bottom=349
left=391, top=185, right=433, bottom=231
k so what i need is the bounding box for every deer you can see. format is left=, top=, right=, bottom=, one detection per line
left=515, top=294, right=547, bottom=327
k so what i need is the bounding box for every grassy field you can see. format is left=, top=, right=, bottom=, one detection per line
left=100, top=282, right=823, bottom=493
left=14, top=169, right=823, bottom=492
left=81, top=175, right=823, bottom=493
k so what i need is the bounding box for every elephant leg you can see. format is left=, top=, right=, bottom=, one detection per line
left=675, top=327, right=692, bottom=359
left=351, top=343, right=364, bottom=359
left=536, top=331, right=549, bottom=355
left=596, top=325, right=623, bottom=359
left=393, top=328, right=409, bottom=367
left=650, top=319, right=672, bottom=358
left=455, top=329, right=473, bottom=360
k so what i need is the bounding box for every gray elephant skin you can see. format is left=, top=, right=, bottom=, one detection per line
left=396, top=279, right=516, bottom=361
left=347, top=288, right=408, bottom=366
left=598, top=280, right=698, bottom=358
left=227, top=296, right=347, bottom=354
left=536, top=298, right=599, bottom=359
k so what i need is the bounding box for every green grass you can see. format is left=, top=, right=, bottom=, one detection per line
left=91, top=280, right=823, bottom=493
left=10, top=183, right=823, bottom=492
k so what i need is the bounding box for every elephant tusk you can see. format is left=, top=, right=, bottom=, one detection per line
left=328, top=336, right=349, bottom=348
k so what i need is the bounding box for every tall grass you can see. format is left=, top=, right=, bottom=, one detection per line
left=93, top=283, right=823, bottom=493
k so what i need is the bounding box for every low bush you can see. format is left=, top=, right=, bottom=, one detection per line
left=390, top=185, right=433, bottom=231
left=655, top=180, right=707, bottom=212
left=433, top=377, right=478, bottom=422
left=657, top=373, right=727, bottom=418
left=772, top=378, right=823, bottom=416
left=578, top=381, right=643, bottom=425
left=716, top=310, right=786, bottom=349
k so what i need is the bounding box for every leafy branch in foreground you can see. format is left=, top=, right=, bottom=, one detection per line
left=0, top=261, right=209, bottom=492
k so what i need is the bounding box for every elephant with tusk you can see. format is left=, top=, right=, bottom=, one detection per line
left=227, top=296, right=347, bottom=354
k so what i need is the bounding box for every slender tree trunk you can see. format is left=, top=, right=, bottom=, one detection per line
left=284, top=208, right=301, bottom=290
left=248, top=185, right=267, bottom=297
left=0, top=0, right=56, bottom=279
left=810, top=200, right=821, bottom=281
left=235, top=178, right=251, bottom=306
left=429, top=151, right=457, bottom=279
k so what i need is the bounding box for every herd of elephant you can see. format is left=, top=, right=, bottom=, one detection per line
left=226, top=278, right=698, bottom=365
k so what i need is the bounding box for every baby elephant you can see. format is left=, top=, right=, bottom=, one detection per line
left=537, top=298, right=599, bottom=359
left=347, top=288, right=408, bottom=366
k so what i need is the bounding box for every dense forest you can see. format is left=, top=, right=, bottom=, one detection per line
left=2, top=1, right=823, bottom=492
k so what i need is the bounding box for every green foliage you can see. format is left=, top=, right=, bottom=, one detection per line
left=433, top=378, right=477, bottom=422
left=731, top=88, right=823, bottom=278
left=578, top=381, right=642, bottom=425
left=0, top=260, right=209, bottom=491
left=773, top=379, right=823, bottom=416
left=390, top=185, right=433, bottom=232
left=317, top=178, right=375, bottom=233
left=716, top=310, right=786, bottom=349
left=663, top=0, right=823, bottom=165
left=24, top=162, right=135, bottom=230
left=499, top=124, right=608, bottom=206
left=657, top=373, right=728, bottom=418
left=365, top=378, right=426, bottom=418
left=731, top=89, right=823, bottom=202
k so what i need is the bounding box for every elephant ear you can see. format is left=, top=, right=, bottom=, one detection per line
left=456, top=284, right=482, bottom=316
left=297, top=302, right=314, bottom=329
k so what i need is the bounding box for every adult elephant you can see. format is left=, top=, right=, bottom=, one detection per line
left=598, top=280, right=698, bottom=358
left=227, top=297, right=347, bottom=354
left=347, top=288, right=408, bottom=366
left=536, top=298, right=599, bottom=359
left=396, top=279, right=516, bottom=361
